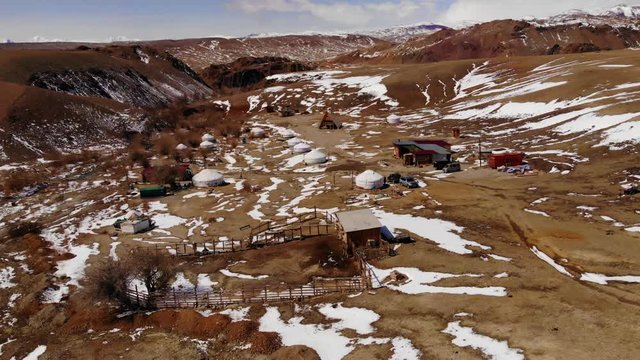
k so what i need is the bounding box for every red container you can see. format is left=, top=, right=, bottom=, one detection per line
left=488, top=152, right=524, bottom=169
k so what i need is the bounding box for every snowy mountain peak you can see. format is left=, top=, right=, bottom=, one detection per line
left=602, top=4, right=640, bottom=17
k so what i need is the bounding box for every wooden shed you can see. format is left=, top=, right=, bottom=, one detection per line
left=335, top=209, right=382, bottom=255
left=319, top=112, right=342, bottom=129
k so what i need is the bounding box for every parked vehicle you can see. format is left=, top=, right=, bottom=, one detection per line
left=443, top=162, right=461, bottom=173
left=387, top=173, right=401, bottom=184
left=434, top=160, right=450, bottom=170
left=399, top=176, right=419, bottom=188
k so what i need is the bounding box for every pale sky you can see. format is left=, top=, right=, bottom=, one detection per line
left=0, top=0, right=638, bottom=42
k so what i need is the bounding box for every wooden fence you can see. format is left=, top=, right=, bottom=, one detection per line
left=127, top=276, right=366, bottom=309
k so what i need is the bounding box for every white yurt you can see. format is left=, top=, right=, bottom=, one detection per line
left=201, top=133, right=216, bottom=143
left=176, top=143, right=189, bottom=151
left=304, top=149, right=327, bottom=165
left=355, top=170, right=385, bottom=190
left=250, top=127, right=266, bottom=138
left=280, top=129, right=295, bottom=139
left=192, top=169, right=225, bottom=187
left=287, top=137, right=303, bottom=147
left=200, top=140, right=216, bottom=150
left=386, top=114, right=401, bottom=124
left=293, top=142, right=312, bottom=154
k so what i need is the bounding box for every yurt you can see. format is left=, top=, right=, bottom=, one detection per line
left=355, top=170, right=385, bottom=190
left=280, top=129, right=295, bottom=139
left=250, top=127, right=266, bottom=138
left=176, top=143, right=189, bottom=151
left=293, top=142, right=312, bottom=154
left=287, top=137, right=303, bottom=147
left=200, top=140, right=216, bottom=150
left=201, top=133, right=216, bottom=143
left=192, top=169, right=225, bottom=187
left=386, top=115, right=401, bottom=124
left=304, top=149, right=327, bottom=165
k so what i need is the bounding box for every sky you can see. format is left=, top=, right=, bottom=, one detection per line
left=1, top=0, right=639, bottom=42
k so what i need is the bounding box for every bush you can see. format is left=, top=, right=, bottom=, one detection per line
left=87, top=250, right=177, bottom=309
left=7, top=221, right=43, bottom=238
left=154, top=133, right=176, bottom=157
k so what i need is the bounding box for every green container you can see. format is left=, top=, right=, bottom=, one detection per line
left=139, top=185, right=167, bottom=198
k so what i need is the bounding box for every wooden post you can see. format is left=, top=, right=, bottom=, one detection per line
left=219, top=290, right=223, bottom=307
left=173, top=289, right=177, bottom=307
left=194, top=286, right=198, bottom=308
left=264, top=285, right=268, bottom=303
left=289, top=286, right=293, bottom=300
left=312, top=281, right=316, bottom=296
left=135, top=285, right=140, bottom=306
left=183, top=243, right=187, bottom=255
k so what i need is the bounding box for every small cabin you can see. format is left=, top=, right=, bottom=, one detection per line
left=488, top=152, right=525, bottom=169
left=335, top=209, right=382, bottom=256
left=393, top=139, right=453, bottom=166
left=121, top=218, right=154, bottom=234
left=318, top=112, right=342, bottom=129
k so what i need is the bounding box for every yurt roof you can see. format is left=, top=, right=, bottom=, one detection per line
left=356, top=170, right=384, bottom=180
left=287, top=137, right=303, bottom=146
left=200, top=140, right=216, bottom=148
left=293, top=142, right=312, bottom=151
left=193, top=169, right=223, bottom=181
left=304, top=149, right=327, bottom=161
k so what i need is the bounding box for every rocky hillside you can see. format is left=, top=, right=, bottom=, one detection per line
left=336, top=10, right=640, bottom=64
left=150, top=34, right=387, bottom=70
left=200, top=57, right=315, bottom=93
left=359, top=23, right=449, bottom=43
left=0, top=46, right=213, bottom=161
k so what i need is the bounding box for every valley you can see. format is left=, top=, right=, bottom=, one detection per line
left=1, top=5, right=640, bottom=360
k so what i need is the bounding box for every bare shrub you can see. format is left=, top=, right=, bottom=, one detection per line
left=2, top=171, right=47, bottom=195
left=131, top=250, right=176, bottom=293
left=86, top=250, right=176, bottom=309
left=150, top=165, right=178, bottom=187
left=86, top=257, right=135, bottom=308
left=154, top=133, right=176, bottom=157
left=7, top=221, right=43, bottom=239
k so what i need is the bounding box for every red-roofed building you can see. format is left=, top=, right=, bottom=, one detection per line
left=393, top=139, right=454, bottom=166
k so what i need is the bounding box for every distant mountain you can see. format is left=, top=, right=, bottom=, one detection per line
left=336, top=5, right=640, bottom=65
left=602, top=4, right=640, bottom=18
left=360, top=23, right=449, bottom=43
left=527, top=4, right=640, bottom=29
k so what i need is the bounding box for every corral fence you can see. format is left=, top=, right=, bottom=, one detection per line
left=137, top=208, right=339, bottom=258
left=127, top=276, right=367, bottom=309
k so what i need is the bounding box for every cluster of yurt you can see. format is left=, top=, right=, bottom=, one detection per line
left=303, top=149, right=327, bottom=165
left=250, top=127, right=266, bottom=138
left=355, top=170, right=385, bottom=190
left=192, top=169, right=225, bottom=187
left=200, top=133, right=216, bottom=150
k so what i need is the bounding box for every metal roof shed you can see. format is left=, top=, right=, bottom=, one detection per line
left=335, top=209, right=382, bottom=254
